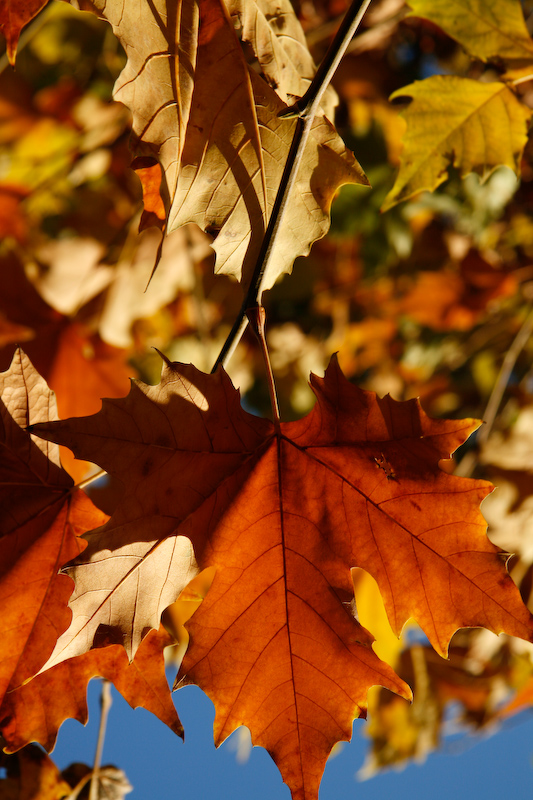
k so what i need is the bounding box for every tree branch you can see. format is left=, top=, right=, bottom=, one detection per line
left=211, top=0, right=373, bottom=372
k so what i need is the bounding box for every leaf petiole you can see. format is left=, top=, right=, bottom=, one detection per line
left=246, top=305, right=280, bottom=430
left=74, top=469, right=108, bottom=491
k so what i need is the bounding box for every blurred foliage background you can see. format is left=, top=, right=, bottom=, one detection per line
left=2, top=0, right=533, bottom=780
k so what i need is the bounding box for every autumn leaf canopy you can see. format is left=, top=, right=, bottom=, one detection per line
left=3, top=0, right=533, bottom=798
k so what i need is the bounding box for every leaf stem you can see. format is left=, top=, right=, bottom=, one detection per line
left=89, top=679, right=112, bottom=800
left=246, top=306, right=280, bottom=430
left=74, top=469, right=107, bottom=491
left=211, top=0, right=373, bottom=373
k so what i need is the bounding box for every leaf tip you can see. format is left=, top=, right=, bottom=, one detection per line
left=325, top=351, right=340, bottom=370
left=153, top=347, right=172, bottom=368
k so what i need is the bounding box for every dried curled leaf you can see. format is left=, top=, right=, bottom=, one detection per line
left=226, top=0, right=337, bottom=120
left=31, top=356, right=533, bottom=800
left=382, top=76, right=531, bottom=210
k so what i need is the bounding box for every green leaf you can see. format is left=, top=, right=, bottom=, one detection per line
left=382, top=76, right=531, bottom=211
left=407, top=0, right=533, bottom=63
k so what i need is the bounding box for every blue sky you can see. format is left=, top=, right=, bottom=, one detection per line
left=51, top=676, right=533, bottom=800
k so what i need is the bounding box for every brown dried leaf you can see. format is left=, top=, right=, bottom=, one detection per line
left=98, top=226, right=212, bottom=349
left=80, top=0, right=366, bottom=291
left=226, top=0, right=337, bottom=120
left=0, top=490, right=103, bottom=708
left=33, top=238, right=113, bottom=316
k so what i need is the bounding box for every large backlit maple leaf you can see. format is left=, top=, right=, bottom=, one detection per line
left=31, top=356, right=533, bottom=800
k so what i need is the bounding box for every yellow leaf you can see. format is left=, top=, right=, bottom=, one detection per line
left=407, top=0, right=533, bottom=63
left=352, top=568, right=404, bottom=668
left=382, top=76, right=531, bottom=211
left=3, top=118, right=78, bottom=189
left=503, top=64, right=533, bottom=84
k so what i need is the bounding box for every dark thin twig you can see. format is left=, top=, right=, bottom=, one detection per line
left=478, top=305, right=533, bottom=447
left=283, top=0, right=373, bottom=122
left=211, top=0, right=373, bottom=372
left=455, top=305, right=533, bottom=478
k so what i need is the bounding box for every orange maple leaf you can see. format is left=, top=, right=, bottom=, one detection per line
left=48, top=324, right=134, bottom=482
left=0, top=743, right=72, bottom=798
left=1, top=347, right=72, bottom=536
left=30, top=355, right=533, bottom=800
left=0, top=349, right=182, bottom=757
left=0, top=1, right=49, bottom=65
left=0, top=349, right=110, bottom=707
left=0, top=626, right=181, bottom=753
